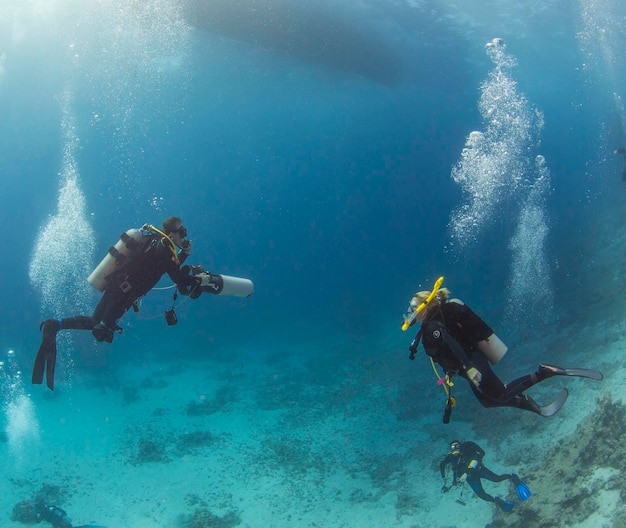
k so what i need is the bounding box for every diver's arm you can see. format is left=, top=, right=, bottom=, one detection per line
left=165, top=248, right=191, bottom=286
left=437, top=325, right=475, bottom=371
left=172, top=265, right=201, bottom=296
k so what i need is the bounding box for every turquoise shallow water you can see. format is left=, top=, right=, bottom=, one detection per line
left=1, top=1, right=625, bottom=526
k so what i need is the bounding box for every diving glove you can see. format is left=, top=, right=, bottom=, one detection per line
left=466, top=367, right=482, bottom=387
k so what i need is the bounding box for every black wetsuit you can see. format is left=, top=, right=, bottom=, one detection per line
left=415, top=300, right=553, bottom=414
left=37, top=505, right=73, bottom=528
left=440, top=441, right=518, bottom=510
left=33, top=230, right=196, bottom=389
left=92, top=232, right=192, bottom=332
left=63, top=231, right=194, bottom=340
left=37, top=503, right=106, bottom=528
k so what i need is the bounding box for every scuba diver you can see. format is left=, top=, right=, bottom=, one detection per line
left=402, top=277, right=603, bottom=422
left=440, top=440, right=531, bottom=512
left=32, top=216, right=253, bottom=390
left=34, top=502, right=106, bottom=528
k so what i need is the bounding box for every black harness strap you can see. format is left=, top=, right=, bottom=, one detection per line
left=408, top=328, right=423, bottom=360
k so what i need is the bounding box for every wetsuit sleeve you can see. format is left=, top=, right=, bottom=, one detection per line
left=165, top=250, right=190, bottom=285
left=178, top=250, right=190, bottom=267
left=435, top=322, right=475, bottom=371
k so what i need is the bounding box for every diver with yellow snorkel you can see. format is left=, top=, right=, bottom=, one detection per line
left=402, top=277, right=603, bottom=422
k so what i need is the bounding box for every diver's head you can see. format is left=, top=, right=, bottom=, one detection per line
left=163, top=216, right=188, bottom=247
left=409, top=287, right=450, bottom=321
left=449, top=440, right=461, bottom=455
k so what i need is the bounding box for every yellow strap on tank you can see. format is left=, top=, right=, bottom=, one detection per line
left=401, top=275, right=444, bottom=331
left=147, top=224, right=180, bottom=266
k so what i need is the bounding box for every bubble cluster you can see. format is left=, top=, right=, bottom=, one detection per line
left=1, top=350, right=40, bottom=462
left=449, top=38, right=544, bottom=248
left=506, top=155, right=553, bottom=322
left=448, top=39, right=554, bottom=322
left=29, top=90, right=95, bottom=319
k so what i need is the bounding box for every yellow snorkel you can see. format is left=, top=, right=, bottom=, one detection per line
left=401, top=275, right=444, bottom=331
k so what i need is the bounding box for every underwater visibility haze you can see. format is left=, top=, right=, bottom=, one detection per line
left=1, top=0, right=626, bottom=527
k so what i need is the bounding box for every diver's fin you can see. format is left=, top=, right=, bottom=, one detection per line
left=540, top=364, right=603, bottom=381
left=31, top=348, right=47, bottom=385
left=45, top=348, right=57, bottom=391
left=514, top=480, right=531, bottom=501
left=32, top=320, right=59, bottom=390
left=32, top=343, right=57, bottom=390
left=538, top=388, right=568, bottom=417
left=560, top=367, right=603, bottom=380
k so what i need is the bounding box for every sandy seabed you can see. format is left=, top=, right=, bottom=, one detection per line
left=1, top=316, right=623, bottom=528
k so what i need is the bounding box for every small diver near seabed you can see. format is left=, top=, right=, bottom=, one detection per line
left=402, top=277, right=603, bottom=423
left=11, top=500, right=106, bottom=528
left=32, top=217, right=254, bottom=390
left=439, top=440, right=531, bottom=512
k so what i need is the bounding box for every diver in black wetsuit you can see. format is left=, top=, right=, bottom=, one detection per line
left=35, top=502, right=106, bottom=528
left=440, top=440, right=527, bottom=512
left=32, top=216, right=198, bottom=390
left=404, top=281, right=603, bottom=420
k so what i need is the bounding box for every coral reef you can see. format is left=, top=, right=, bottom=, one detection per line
left=128, top=438, right=171, bottom=465
left=184, top=508, right=240, bottom=528
left=257, top=436, right=327, bottom=478
left=176, top=431, right=216, bottom=455
left=10, top=501, right=39, bottom=524
left=487, top=395, right=626, bottom=528
left=186, top=387, right=237, bottom=416
left=125, top=425, right=220, bottom=464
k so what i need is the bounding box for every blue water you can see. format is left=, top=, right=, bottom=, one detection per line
left=1, top=1, right=625, bottom=527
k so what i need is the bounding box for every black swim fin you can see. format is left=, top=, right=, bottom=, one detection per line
left=31, top=348, right=46, bottom=385
left=537, top=388, right=569, bottom=417
left=32, top=320, right=59, bottom=391
left=561, top=367, right=603, bottom=380
left=540, top=364, right=603, bottom=381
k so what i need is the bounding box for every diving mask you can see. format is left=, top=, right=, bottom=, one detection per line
left=401, top=276, right=444, bottom=331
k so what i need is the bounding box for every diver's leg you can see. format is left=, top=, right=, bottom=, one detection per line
left=33, top=316, right=97, bottom=389
left=465, top=354, right=509, bottom=408
left=478, top=466, right=514, bottom=484
left=508, top=390, right=569, bottom=417
left=466, top=474, right=495, bottom=503
left=468, top=473, right=514, bottom=512
left=503, top=365, right=560, bottom=398
left=505, top=364, right=602, bottom=401
left=60, top=316, right=96, bottom=330
left=92, top=289, right=133, bottom=343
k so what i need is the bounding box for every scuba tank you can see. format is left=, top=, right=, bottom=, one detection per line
left=476, top=333, right=508, bottom=365
left=87, top=228, right=144, bottom=291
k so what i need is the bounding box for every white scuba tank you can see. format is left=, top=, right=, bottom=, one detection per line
left=215, top=274, right=254, bottom=298
left=477, top=333, right=508, bottom=365
left=87, top=228, right=144, bottom=291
